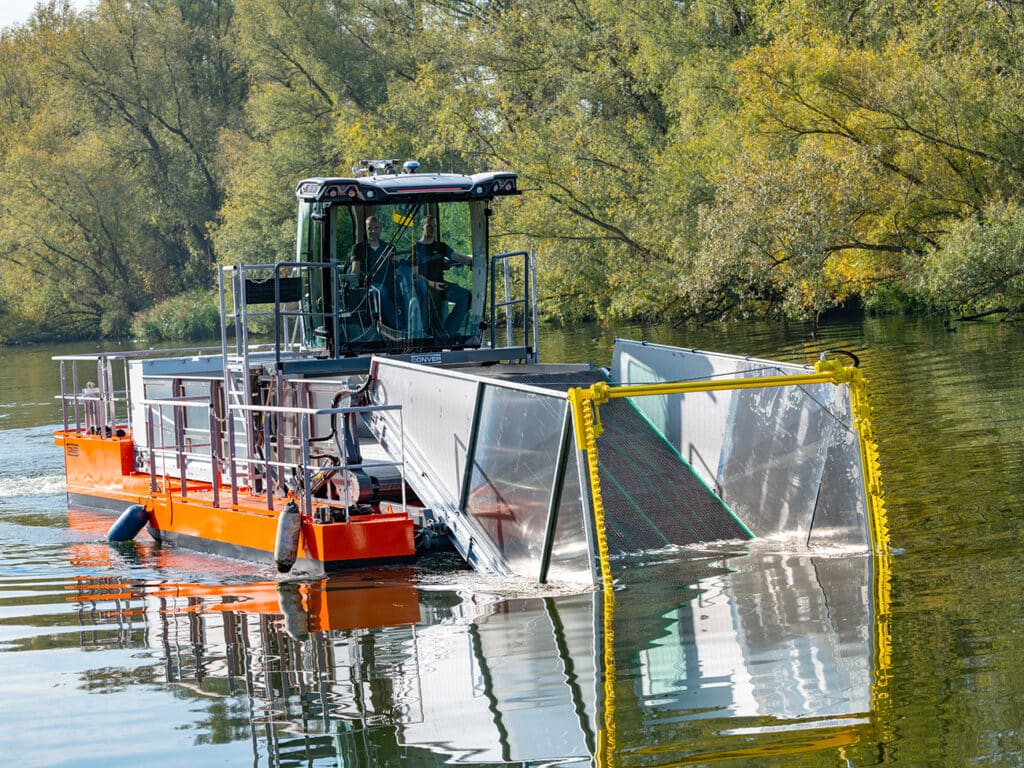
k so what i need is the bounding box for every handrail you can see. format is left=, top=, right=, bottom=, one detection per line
left=54, top=354, right=133, bottom=436
left=489, top=250, right=532, bottom=355
left=139, top=391, right=408, bottom=519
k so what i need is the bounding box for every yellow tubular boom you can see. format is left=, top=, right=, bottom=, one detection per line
left=816, top=359, right=894, bottom=722
left=565, top=389, right=617, bottom=766
left=568, top=360, right=892, bottom=764
left=569, top=360, right=891, bottom=558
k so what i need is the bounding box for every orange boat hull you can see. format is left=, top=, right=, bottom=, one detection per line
left=56, top=429, right=417, bottom=573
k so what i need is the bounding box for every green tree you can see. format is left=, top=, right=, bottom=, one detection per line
left=213, top=0, right=423, bottom=268
left=0, top=0, right=245, bottom=339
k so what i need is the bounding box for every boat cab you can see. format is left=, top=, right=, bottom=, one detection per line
left=288, top=160, right=525, bottom=362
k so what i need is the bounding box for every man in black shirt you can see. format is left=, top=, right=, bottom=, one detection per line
left=413, top=216, right=471, bottom=337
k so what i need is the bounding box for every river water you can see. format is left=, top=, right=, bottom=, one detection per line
left=1, top=317, right=1023, bottom=767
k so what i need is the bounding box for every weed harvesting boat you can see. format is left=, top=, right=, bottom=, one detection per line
left=55, top=160, right=889, bottom=584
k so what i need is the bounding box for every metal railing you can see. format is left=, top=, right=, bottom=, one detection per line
left=489, top=250, right=538, bottom=362
left=139, top=393, right=407, bottom=519
left=54, top=349, right=219, bottom=436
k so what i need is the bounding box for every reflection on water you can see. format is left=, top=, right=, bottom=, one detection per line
left=0, top=500, right=886, bottom=766
left=612, top=547, right=886, bottom=766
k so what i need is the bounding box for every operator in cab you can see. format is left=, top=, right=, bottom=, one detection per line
left=413, top=215, right=471, bottom=338
left=349, top=215, right=398, bottom=328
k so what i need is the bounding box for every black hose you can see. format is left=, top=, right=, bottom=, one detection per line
left=819, top=349, right=860, bottom=367
left=308, top=378, right=371, bottom=443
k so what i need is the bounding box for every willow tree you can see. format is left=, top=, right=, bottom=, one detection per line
left=213, top=0, right=427, bottom=268
left=693, top=0, right=1024, bottom=318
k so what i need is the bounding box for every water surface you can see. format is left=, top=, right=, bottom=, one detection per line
left=2, top=316, right=1023, bottom=766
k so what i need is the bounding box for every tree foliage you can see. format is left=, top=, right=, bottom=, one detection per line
left=0, top=0, right=244, bottom=339
left=3, top=0, right=1024, bottom=340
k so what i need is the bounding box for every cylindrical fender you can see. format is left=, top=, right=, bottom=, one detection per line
left=107, top=504, right=149, bottom=542
left=274, top=500, right=302, bottom=573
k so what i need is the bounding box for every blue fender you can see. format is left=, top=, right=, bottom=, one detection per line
left=107, top=504, right=149, bottom=542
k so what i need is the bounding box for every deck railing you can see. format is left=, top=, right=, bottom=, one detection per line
left=54, top=349, right=219, bottom=436
left=139, top=394, right=407, bottom=519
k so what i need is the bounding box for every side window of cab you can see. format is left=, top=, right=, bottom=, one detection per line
left=331, top=205, right=356, bottom=271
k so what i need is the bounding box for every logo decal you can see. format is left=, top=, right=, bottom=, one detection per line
left=410, top=353, right=442, bottom=365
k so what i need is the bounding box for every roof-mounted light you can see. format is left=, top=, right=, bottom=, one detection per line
left=492, top=177, right=516, bottom=195
left=403, top=161, right=420, bottom=174
left=314, top=183, right=362, bottom=201
left=356, top=158, right=402, bottom=177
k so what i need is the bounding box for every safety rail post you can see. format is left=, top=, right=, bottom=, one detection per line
left=398, top=405, right=407, bottom=515
left=218, top=264, right=230, bottom=360
left=174, top=403, right=187, bottom=500
left=273, top=373, right=285, bottom=500
left=93, top=357, right=104, bottom=434
left=538, top=403, right=574, bottom=584
left=221, top=267, right=241, bottom=508
left=59, top=360, right=69, bottom=432
left=89, top=358, right=106, bottom=435
left=273, top=264, right=283, bottom=367
left=240, top=266, right=256, bottom=498
left=209, top=403, right=220, bottom=509
left=270, top=262, right=286, bottom=371
left=146, top=404, right=158, bottom=494
left=300, top=416, right=312, bottom=517
left=71, top=360, right=81, bottom=434
left=503, top=257, right=513, bottom=346
left=262, top=400, right=273, bottom=510
left=102, top=355, right=117, bottom=433
left=529, top=250, right=538, bottom=362
left=458, top=381, right=486, bottom=514
left=92, top=357, right=103, bottom=434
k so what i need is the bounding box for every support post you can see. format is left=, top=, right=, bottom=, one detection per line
left=539, top=403, right=574, bottom=584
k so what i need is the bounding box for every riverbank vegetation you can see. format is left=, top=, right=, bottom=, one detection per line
left=2, top=0, right=1024, bottom=341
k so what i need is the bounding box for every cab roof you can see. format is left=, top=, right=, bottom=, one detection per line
left=294, top=170, right=518, bottom=205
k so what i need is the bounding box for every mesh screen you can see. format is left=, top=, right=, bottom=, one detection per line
left=488, top=370, right=751, bottom=555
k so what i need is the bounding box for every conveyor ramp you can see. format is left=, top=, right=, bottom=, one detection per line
left=496, top=370, right=750, bottom=555
left=368, top=339, right=886, bottom=586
